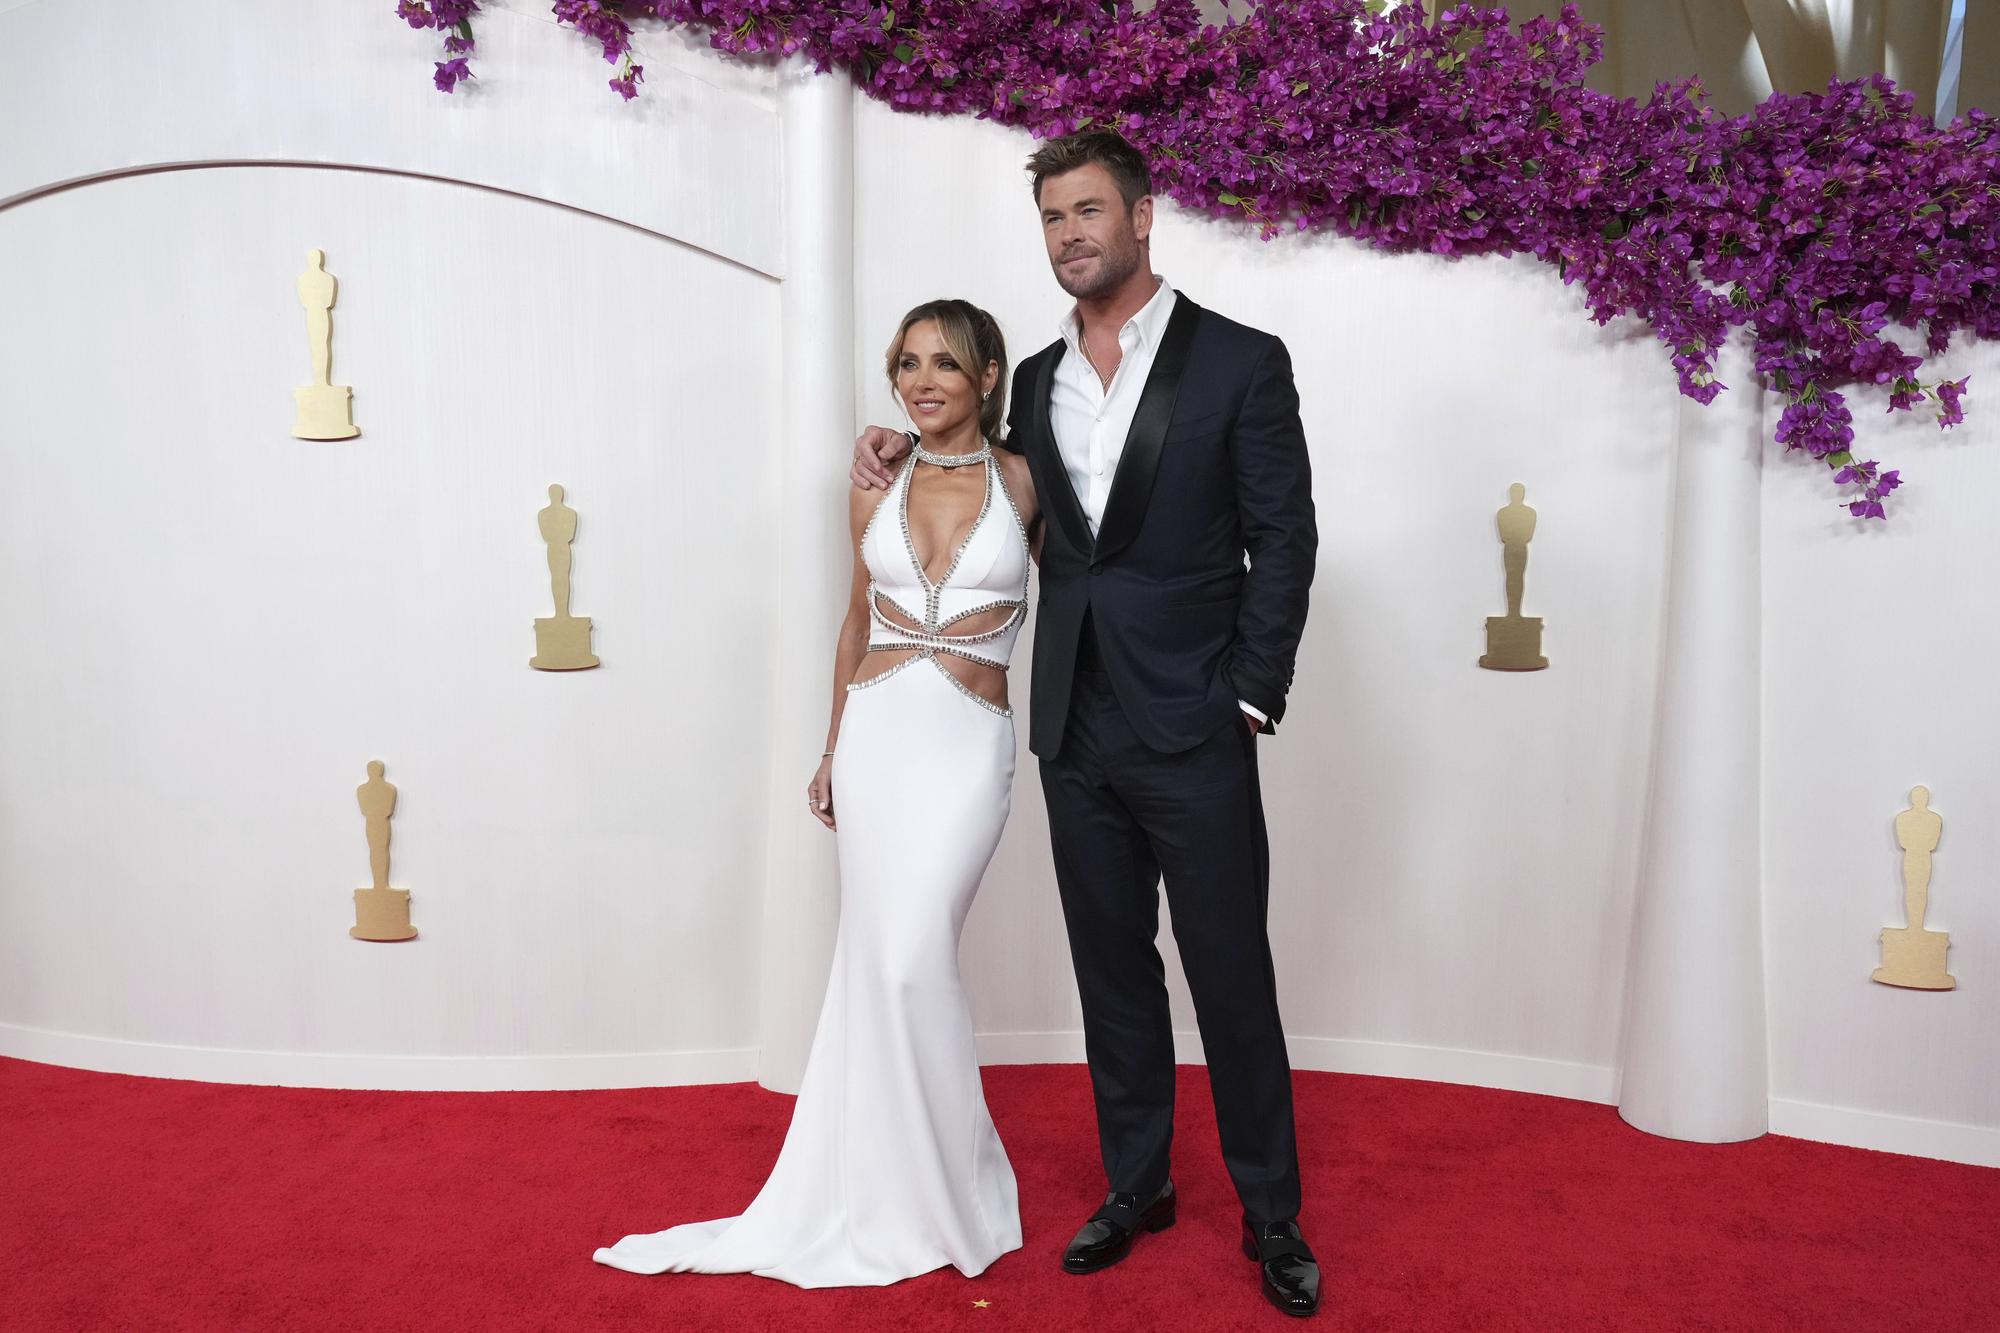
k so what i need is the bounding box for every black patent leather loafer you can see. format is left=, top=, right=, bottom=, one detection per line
left=1060, top=1180, right=1176, bottom=1274
left=1241, top=1215, right=1321, bottom=1316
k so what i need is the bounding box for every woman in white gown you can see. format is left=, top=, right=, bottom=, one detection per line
left=593, top=299, right=1041, bottom=1287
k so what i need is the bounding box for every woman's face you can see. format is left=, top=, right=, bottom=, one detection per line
left=895, top=320, right=993, bottom=437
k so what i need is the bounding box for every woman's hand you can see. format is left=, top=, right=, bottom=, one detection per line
left=807, top=756, right=836, bottom=830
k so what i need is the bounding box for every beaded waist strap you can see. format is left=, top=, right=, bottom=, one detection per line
left=866, top=589, right=1024, bottom=670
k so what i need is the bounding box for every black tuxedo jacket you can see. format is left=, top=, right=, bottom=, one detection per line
left=1003, top=293, right=1317, bottom=759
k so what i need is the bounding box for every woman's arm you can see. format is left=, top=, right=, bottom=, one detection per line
left=997, top=451, right=1046, bottom=566
left=807, top=484, right=889, bottom=829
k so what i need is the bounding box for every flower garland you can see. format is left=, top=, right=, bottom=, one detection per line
left=395, top=1, right=2000, bottom=518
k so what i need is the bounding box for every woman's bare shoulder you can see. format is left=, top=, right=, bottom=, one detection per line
left=995, top=450, right=1038, bottom=516
left=849, top=475, right=892, bottom=538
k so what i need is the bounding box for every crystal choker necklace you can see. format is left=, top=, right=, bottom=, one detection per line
left=911, top=437, right=992, bottom=468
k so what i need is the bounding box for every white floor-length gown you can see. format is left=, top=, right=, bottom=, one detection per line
left=593, top=445, right=1030, bottom=1287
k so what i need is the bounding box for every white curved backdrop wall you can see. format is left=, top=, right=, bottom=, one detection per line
left=1, top=0, right=1994, bottom=1166
left=0, top=160, right=783, bottom=1084
left=0, top=0, right=794, bottom=1090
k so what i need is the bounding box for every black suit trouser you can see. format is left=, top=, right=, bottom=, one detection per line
left=1038, top=651, right=1302, bottom=1225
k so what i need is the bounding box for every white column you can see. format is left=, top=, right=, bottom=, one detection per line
left=754, top=70, right=855, bottom=1094
left=1617, top=344, right=1770, bottom=1142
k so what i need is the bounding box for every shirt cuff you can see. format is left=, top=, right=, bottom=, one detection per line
left=1238, top=700, right=1268, bottom=730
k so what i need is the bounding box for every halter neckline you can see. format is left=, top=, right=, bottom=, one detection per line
left=849, top=444, right=1031, bottom=717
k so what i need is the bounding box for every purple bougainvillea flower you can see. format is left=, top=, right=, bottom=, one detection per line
left=1936, top=376, right=1969, bottom=427
left=433, top=56, right=473, bottom=93
left=610, top=63, right=645, bottom=100
left=389, top=0, right=2000, bottom=518
left=400, top=0, right=480, bottom=83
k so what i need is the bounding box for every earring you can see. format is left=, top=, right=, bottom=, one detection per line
left=982, top=391, right=991, bottom=401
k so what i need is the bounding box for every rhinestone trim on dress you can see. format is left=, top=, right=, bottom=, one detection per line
left=900, top=454, right=996, bottom=628
left=991, top=455, right=1033, bottom=560
left=868, top=582, right=928, bottom=631
left=933, top=658, right=1013, bottom=715
left=845, top=651, right=1014, bottom=715
left=938, top=597, right=1028, bottom=631
left=846, top=651, right=927, bottom=693
left=869, top=595, right=1022, bottom=650
left=846, top=444, right=1026, bottom=720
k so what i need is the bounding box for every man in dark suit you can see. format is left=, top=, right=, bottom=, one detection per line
left=851, top=129, right=1320, bottom=1318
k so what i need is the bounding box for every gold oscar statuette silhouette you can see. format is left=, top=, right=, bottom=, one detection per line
left=350, top=760, right=417, bottom=941
left=1478, top=482, right=1549, bottom=671
left=292, top=248, right=359, bottom=440
left=531, top=483, right=600, bottom=670
left=1872, top=786, right=1954, bottom=990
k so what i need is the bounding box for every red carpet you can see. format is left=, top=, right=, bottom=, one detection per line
left=4, top=1055, right=1995, bottom=1331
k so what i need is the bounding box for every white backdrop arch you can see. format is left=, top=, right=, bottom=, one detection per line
left=1, top=0, right=1994, bottom=1168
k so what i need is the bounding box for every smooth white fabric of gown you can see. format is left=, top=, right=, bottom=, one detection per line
left=593, top=448, right=1030, bottom=1287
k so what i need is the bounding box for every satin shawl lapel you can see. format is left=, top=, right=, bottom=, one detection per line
left=1091, top=294, right=1201, bottom=565
left=1031, top=342, right=1094, bottom=555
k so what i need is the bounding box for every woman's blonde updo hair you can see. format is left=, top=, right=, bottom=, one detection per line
left=884, top=299, right=1009, bottom=443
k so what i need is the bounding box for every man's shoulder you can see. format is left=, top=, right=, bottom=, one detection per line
left=1013, top=336, right=1067, bottom=379
left=1174, top=301, right=1282, bottom=391
left=1181, top=298, right=1279, bottom=355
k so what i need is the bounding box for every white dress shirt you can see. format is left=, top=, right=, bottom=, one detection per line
left=1050, top=276, right=1267, bottom=729
left=1051, top=275, right=1179, bottom=535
